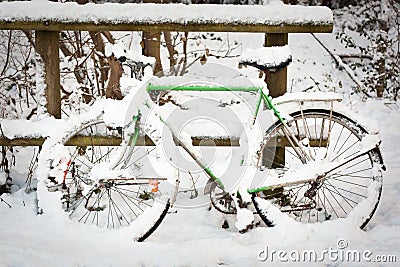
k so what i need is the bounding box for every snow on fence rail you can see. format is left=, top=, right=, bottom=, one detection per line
left=0, top=118, right=239, bottom=147
left=0, top=2, right=333, bottom=32
left=0, top=136, right=240, bottom=147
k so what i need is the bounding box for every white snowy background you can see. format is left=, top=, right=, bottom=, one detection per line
left=0, top=3, right=399, bottom=267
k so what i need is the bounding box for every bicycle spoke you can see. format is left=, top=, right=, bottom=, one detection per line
left=323, top=182, right=355, bottom=209
left=332, top=125, right=345, bottom=153
left=316, top=190, right=329, bottom=221
left=116, top=186, right=141, bottom=195
left=328, top=171, right=373, bottom=180
left=291, top=183, right=309, bottom=204
left=109, top=191, right=129, bottom=226
left=325, top=180, right=367, bottom=198
left=319, top=118, right=325, bottom=148
left=331, top=139, right=359, bottom=162
left=334, top=130, right=352, bottom=154
left=321, top=185, right=341, bottom=218
left=314, top=117, right=317, bottom=141
left=328, top=157, right=370, bottom=177
left=114, top=187, right=140, bottom=218
left=112, top=186, right=151, bottom=211
left=113, top=186, right=149, bottom=210
left=322, top=184, right=358, bottom=205
left=302, top=116, right=316, bottom=157
left=329, top=177, right=368, bottom=188
left=107, top=190, right=114, bottom=228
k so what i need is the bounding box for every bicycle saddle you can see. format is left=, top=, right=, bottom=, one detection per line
left=238, top=45, right=292, bottom=73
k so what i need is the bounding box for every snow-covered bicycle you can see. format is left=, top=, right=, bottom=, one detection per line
left=37, top=46, right=384, bottom=241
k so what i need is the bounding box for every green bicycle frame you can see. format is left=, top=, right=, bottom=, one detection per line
left=147, top=84, right=261, bottom=92
left=146, top=84, right=285, bottom=194
left=120, top=113, right=141, bottom=169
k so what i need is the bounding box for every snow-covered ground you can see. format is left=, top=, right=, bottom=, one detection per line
left=1, top=31, right=399, bottom=266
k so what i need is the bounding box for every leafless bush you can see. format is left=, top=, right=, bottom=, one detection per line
left=336, top=0, right=400, bottom=99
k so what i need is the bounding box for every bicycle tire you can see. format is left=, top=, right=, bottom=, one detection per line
left=252, top=109, right=383, bottom=229
left=37, top=115, right=171, bottom=241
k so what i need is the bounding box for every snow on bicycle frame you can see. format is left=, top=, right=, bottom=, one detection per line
left=145, top=65, right=340, bottom=183
left=140, top=55, right=384, bottom=229
left=35, top=56, right=384, bottom=237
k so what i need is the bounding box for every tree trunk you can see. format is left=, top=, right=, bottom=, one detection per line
left=142, top=32, right=163, bottom=76
left=164, top=31, right=177, bottom=67
left=75, top=0, right=124, bottom=99
left=89, top=31, right=123, bottom=99
left=142, top=0, right=163, bottom=76
left=376, top=4, right=388, bottom=98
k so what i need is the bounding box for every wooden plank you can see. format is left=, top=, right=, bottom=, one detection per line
left=0, top=135, right=325, bottom=147
left=0, top=136, right=122, bottom=147
left=0, top=21, right=333, bottom=33
left=0, top=135, right=151, bottom=147
left=35, top=31, right=61, bottom=119
left=191, top=137, right=239, bottom=147
left=0, top=3, right=333, bottom=33
left=0, top=137, right=47, bottom=147
left=66, top=136, right=125, bottom=146
left=0, top=136, right=237, bottom=147
left=265, top=137, right=328, bottom=148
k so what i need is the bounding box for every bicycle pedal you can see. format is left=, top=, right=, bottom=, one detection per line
left=221, top=220, right=229, bottom=229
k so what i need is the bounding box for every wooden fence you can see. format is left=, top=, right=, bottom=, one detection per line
left=0, top=2, right=333, bottom=146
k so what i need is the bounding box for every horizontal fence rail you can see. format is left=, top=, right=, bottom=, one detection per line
left=0, top=135, right=327, bottom=147
left=0, top=136, right=240, bottom=147
left=0, top=2, right=333, bottom=33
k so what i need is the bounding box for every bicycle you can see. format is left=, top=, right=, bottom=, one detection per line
left=36, top=45, right=384, bottom=241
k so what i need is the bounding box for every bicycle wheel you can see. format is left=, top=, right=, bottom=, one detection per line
left=37, top=117, right=171, bottom=241
left=252, top=109, right=383, bottom=229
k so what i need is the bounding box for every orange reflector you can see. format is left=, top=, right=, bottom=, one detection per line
left=148, top=179, right=158, bottom=193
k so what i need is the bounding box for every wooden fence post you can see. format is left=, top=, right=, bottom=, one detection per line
left=264, top=33, right=288, bottom=97
left=35, top=31, right=61, bottom=119
left=264, top=33, right=288, bottom=167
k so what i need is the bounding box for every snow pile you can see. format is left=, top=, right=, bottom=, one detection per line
left=272, top=91, right=343, bottom=105
left=149, top=76, right=262, bottom=90
left=0, top=16, right=399, bottom=267
left=239, top=45, right=292, bottom=70
left=0, top=117, right=66, bottom=139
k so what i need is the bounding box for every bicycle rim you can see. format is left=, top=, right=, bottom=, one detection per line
left=38, top=118, right=170, bottom=241
left=252, top=109, right=383, bottom=228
